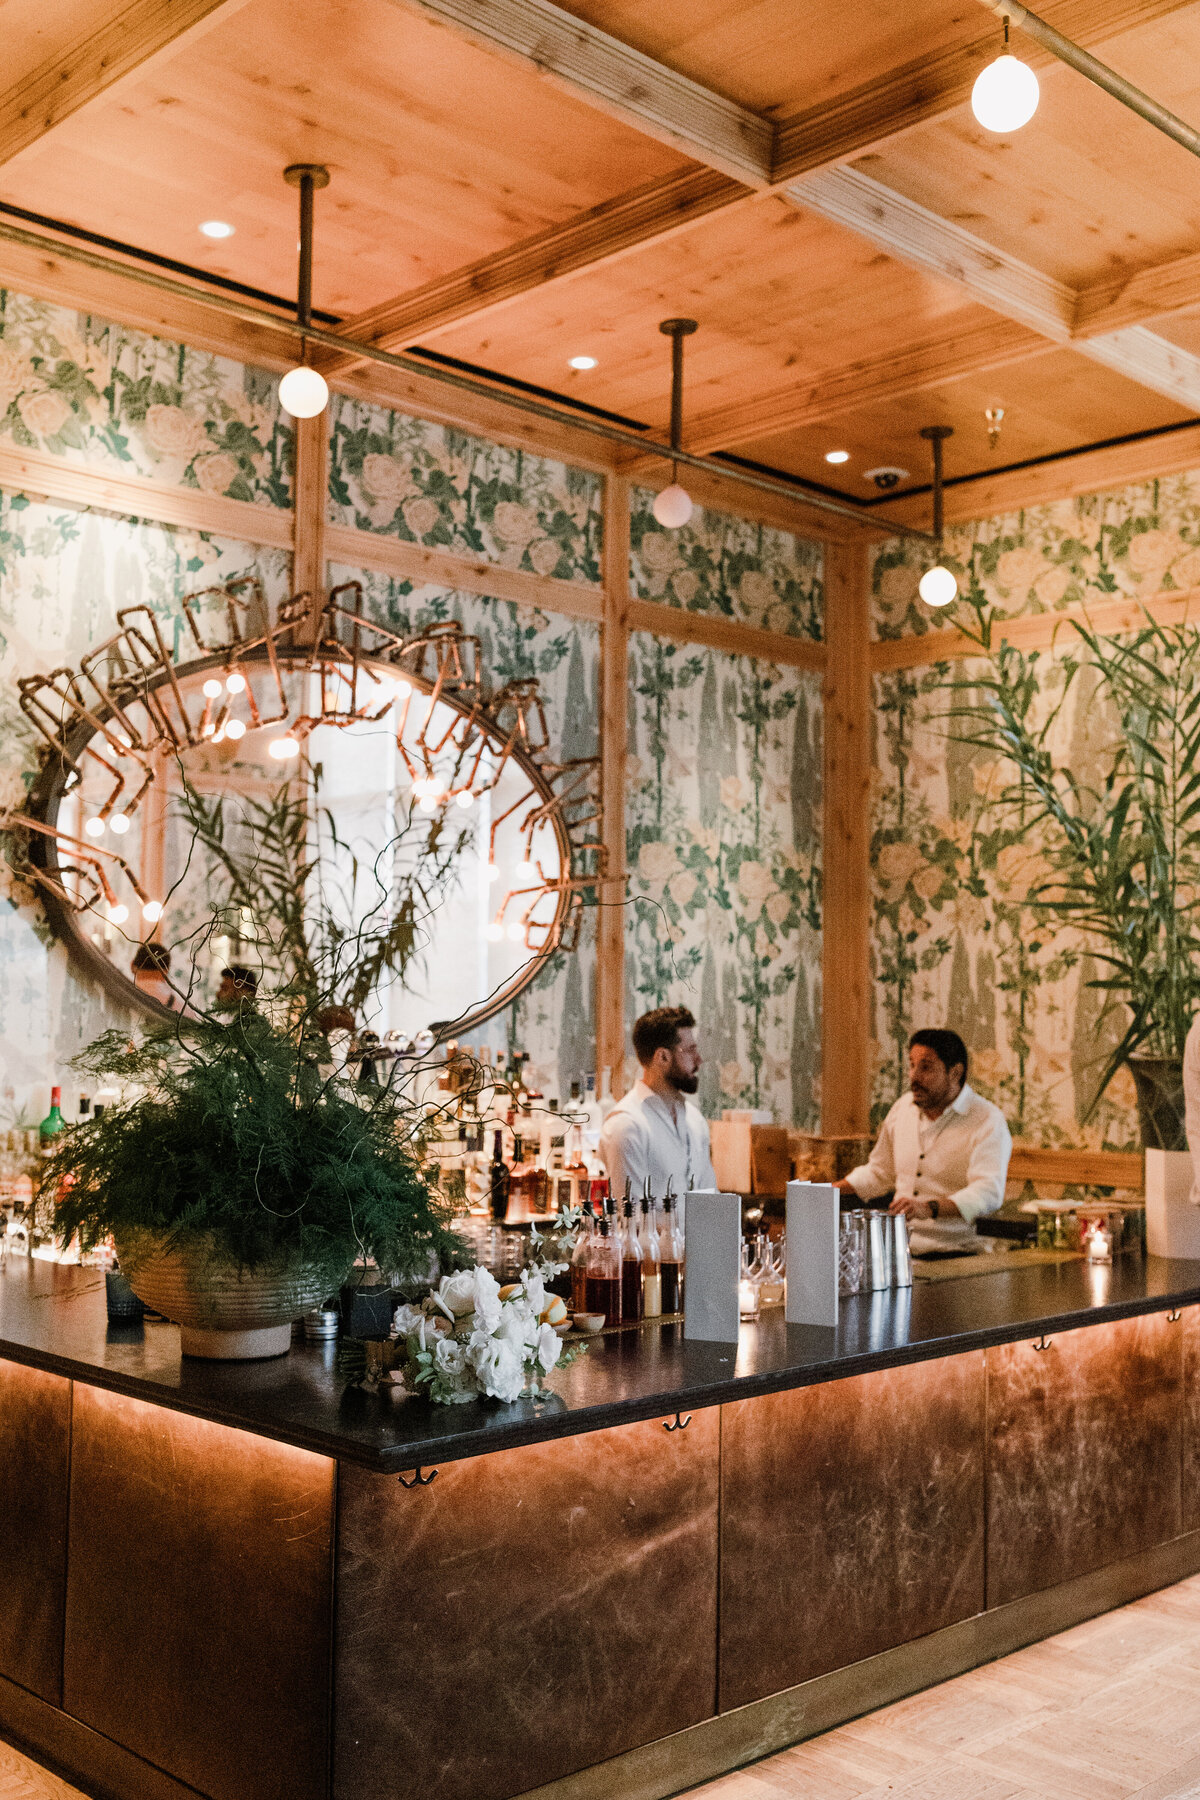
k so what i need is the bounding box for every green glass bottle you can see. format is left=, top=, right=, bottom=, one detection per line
left=39, top=1086, right=67, bottom=1156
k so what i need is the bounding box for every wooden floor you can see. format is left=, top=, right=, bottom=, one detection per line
left=5, top=1577, right=1200, bottom=1800
left=688, top=1573, right=1200, bottom=1800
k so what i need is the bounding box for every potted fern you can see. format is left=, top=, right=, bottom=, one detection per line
left=945, top=598, right=1200, bottom=1151
left=48, top=1007, right=460, bottom=1358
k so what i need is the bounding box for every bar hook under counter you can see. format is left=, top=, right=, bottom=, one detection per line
left=1168, top=1310, right=1183, bottom=1323
left=398, top=1467, right=438, bottom=1487
left=1031, top=1336, right=1052, bottom=1352
left=663, top=1413, right=691, bottom=1432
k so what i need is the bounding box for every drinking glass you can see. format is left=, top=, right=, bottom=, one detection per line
left=838, top=1211, right=864, bottom=1296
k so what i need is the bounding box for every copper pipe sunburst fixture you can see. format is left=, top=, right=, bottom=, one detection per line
left=3, top=583, right=603, bottom=1033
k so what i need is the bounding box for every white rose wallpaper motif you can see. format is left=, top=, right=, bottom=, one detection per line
left=867, top=478, right=1200, bottom=1148
left=0, top=289, right=292, bottom=507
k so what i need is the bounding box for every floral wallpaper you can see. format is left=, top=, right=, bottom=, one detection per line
left=328, top=394, right=603, bottom=584
left=625, top=632, right=823, bottom=1128
left=0, top=288, right=292, bottom=508
left=865, top=474, right=1200, bottom=1149
left=0, top=487, right=290, bottom=1126
left=631, top=488, right=823, bottom=639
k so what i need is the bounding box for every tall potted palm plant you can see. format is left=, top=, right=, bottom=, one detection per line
left=946, top=600, right=1200, bottom=1150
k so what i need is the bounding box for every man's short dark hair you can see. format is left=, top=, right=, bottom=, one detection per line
left=222, top=964, right=258, bottom=996
left=909, top=1027, right=969, bottom=1080
left=632, top=1006, right=695, bottom=1066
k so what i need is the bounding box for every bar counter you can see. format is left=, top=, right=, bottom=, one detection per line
left=4, top=1257, right=1200, bottom=1800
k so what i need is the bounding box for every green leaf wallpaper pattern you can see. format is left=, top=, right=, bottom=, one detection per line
left=328, top=393, right=603, bottom=585
left=631, top=488, right=823, bottom=640
left=626, top=631, right=822, bottom=1129
left=0, top=288, right=293, bottom=509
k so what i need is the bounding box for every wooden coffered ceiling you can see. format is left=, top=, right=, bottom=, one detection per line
left=4, top=0, right=1200, bottom=519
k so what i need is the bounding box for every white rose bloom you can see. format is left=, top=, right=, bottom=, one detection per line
left=535, top=1324, right=562, bottom=1374
left=494, top=1309, right=528, bottom=1355
left=433, top=1336, right=468, bottom=1379
left=392, top=1302, right=426, bottom=1339
left=520, top=1270, right=546, bottom=1314
left=437, top=1269, right=481, bottom=1316
left=470, top=1265, right=503, bottom=1331
left=469, top=1335, right=525, bottom=1403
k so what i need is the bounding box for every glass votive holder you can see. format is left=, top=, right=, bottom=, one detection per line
left=739, top=1277, right=761, bottom=1320
left=105, top=1268, right=145, bottom=1322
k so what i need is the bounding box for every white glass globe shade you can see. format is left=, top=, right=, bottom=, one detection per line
left=486, top=921, right=504, bottom=942
left=278, top=364, right=329, bottom=419
left=919, top=564, right=959, bottom=608
left=225, top=672, right=246, bottom=694
left=971, top=53, right=1039, bottom=132
left=506, top=920, right=525, bottom=943
left=652, top=484, right=693, bottom=529
left=455, top=789, right=474, bottom=809
left=202, top=678, right=222, bottom=699
left=514, top=859, right=536, bottom=883
left=268, top=735, right=300, bottom=760
left=224, top=717, right=246, bottom=740
left=108, top=812, right=130, bottom=836
left=107, top=902, right=129, bottom=925
left=142, top=899, right=164, bottom=924
left=84, top=816, right=105, bottom=837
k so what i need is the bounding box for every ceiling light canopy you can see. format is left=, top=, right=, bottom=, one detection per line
left=278, top=164, right=330, bottom=421
left=652, top=318, right=698, bottom=531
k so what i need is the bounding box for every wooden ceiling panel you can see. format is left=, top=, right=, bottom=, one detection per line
left=548, top=0, right=975, bottom=119
left=427, top=197, right=996, bottom=429
left=0, top=0, right=689, bottom=315
left=729, top=349, right=1192, bottom=497
left=855, top=11, right=1200, bottom=290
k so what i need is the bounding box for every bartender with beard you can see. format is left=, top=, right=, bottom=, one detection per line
left=835, top=1028, right=1012, bottom=1252
left=599, top=1006, right=717, bottom=1213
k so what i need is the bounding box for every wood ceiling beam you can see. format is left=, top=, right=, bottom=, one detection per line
left=1075, top=250, right=1200, bottom=336
left=322, top=0, right=1196, bottom=388
left=382, top=0, right=772, bottom=186
left=0, top=0, right=252, bottom=167
left=787, top=167, right=1200, bottom=414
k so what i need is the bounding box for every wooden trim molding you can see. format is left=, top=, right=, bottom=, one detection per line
left=292, top=414, right=329, bottom=622
left=869, top=585, right=1200, bottom=673
left=821, top=541, right=872, bottom=1138
left=596, top=476, right=630, bottom=1099
left=626, top=600, right=826, bottom=671
left=0, top=442, right=293, bottom=548
left=324, top=522, right=605, bottom=621
left=1008, top=1147, right=1144, bottom=1191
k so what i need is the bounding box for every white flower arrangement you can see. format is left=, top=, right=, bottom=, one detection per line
left=392, top=1263, right=579, bottom=1405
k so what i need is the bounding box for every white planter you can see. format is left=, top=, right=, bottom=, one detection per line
left=1144, top=1148, right=1200, bottom=1259
left=115, top=1229, right=337, bottom=1359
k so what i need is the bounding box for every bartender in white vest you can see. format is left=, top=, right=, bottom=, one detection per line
left=835, top=1028, right=1012, bottom=1253
left=599, top=1006, right=717, bottom=1216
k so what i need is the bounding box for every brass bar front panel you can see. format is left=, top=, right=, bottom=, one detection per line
left=0, top=1361, right=71, bottom=1703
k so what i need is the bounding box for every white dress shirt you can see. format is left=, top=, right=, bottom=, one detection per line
left=845, top=1084, right=1012, bottom=1248
left=599, top=1078, right=717, bottom=1210
left=1183, top=1014, right=1200, bottom=1206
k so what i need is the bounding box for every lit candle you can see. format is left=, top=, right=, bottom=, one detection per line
left=738, top=1278, right=760, bottom=1320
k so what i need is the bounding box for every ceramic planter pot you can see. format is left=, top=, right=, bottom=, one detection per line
left=114, top=1228, right=342, bottom=1360
left=1128, top=1055, right=1187, bottom=1153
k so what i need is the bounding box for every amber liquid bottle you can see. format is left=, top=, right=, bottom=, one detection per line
left=620, top=1195, right=644, bottom=1323
left=570, top=1210, right=594, bottom=1313
left=488, top=1129, right=511, bottom=1222
left=585, top=1216, right=622, bottom=1326
left=658, top=1194, right=683, bottom=1314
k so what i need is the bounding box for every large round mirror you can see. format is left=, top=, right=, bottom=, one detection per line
left=16, top=589, right=589, bottom=1039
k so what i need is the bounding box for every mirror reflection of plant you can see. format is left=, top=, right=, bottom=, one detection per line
left=175, top=767, right=471, bottom=1020
left=943, top=594, right=1200, bottom=1108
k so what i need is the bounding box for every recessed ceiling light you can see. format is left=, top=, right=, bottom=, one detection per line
left=199, top=220, right=235, bottom=240
left=568, top=355, right=598, bottom=371
left=824, top=449, right=850, bottom=465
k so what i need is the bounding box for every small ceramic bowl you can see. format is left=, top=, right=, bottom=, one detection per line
left=572, top=1311, right=605, bottom=1333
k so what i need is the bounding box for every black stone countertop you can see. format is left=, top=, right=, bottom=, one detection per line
left=3, top=1254, right=1199, bottom=1472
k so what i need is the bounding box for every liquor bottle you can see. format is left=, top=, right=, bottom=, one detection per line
left=39, top=1087, right=67, bottom=1156
left=658, top=1189, right=684, bottom=1314
left=562, top=1080, right=587, bottom=1173
left=570, top=1209, right=594, bottom=1313
left=620, top=1189, right=644, bottom=1323
left=488, top=1128, right=511, bottom=1222
left=639, top=1189, right=662, bottom=1317
left=585, top=1215, right=622, bottom=1326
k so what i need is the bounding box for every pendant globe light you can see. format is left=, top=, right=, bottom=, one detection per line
left=918, top=425, right=959, bottom=608
left=278, top=164, right=331, bottom=420
left=652, top=318, right=698, bottom=529
left=972, top=15, right=1040, bottom=133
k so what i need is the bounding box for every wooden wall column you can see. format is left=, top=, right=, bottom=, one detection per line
left=293, top=412, right=329, bottom=633
left=821, top=539, right=872, bottom=1137
left=597, top=475, right=630, bottom=1097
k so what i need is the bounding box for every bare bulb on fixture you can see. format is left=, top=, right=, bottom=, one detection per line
left=455, top=789, right=474, bottom=809
left=84, top=816, right=105, bottom=837
left=919, top=565, right=959, bottom=607
left=486, top=921, right=504, bottom=942
left=971, top=51, right=1039, bottom=132
left=142, top=900, right=164, bottom=924
left=278, top=364, right=329, bottom=419
left=268, top=735, right=300, bottom=760
left=108, top=813, right=130, bottom=835
left=487, top=863, right=500, bottom=884
left=225, top=718, right=246, bottom=740
left=506, top=920, right=525, bottom=942
left=514, top=859, right=536, bottom=883
left=202, top=678, right=222, bottom=699
left=106, top=902, right=129, bottom=925
left=652, top=484, right=693, bottom=529
left=225, top=671, right=246, bottom=694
